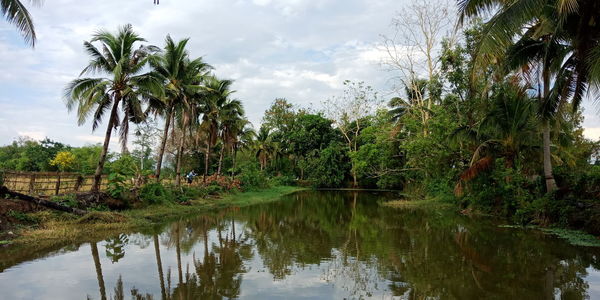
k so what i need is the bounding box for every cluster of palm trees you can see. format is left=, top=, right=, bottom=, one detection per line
left=65, top=25, right=252, bottom=191
left=459, top=0, right=600, bottom=192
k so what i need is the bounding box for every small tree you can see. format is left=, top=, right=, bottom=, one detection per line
left=324, top=80, right=381, bottom=187
left=50, top=151, right=77, bottom=172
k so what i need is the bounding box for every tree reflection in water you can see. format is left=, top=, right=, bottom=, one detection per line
left=90, top=191, right=599, bottom=300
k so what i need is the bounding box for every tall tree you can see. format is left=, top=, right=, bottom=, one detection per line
left=65, top=24, right=163, bottom=191
left=324, top=80, right=381, bottom=187
left=199, top=76, right=235, bottom=180
left=1, top=0, right=39, bottom=47
left=217, top=99, right=245, bottom=176
left=149, top=35, right=211, bottom=182
left=457, top=0, right=600, bottom=192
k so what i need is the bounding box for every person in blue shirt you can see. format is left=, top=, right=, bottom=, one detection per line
left=186, top=170, right=197, bottom=184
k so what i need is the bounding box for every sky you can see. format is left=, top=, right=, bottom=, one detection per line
left=0, top=0, right=599, bottom=151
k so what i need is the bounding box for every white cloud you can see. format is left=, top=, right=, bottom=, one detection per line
left=0, top=0, right=599, bottom=150
left=583, top=128, right=600, bottom=141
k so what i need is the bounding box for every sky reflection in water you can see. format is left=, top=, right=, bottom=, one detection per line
left=0, top=190, right=599, bottom=299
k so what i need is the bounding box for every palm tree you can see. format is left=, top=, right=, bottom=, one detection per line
left=254, top=126, right=275, bottom=171
left=502, top=21, right=571, bottom=193
left=149, top=35, right=212, bottom=182
left=229, top=119, right=255, bottom=178
left=454, top=81, right=539, bottom=195
left=65, top=24, right=163, bottom=191
left=458, top=0, right=600, bottom=192
left=200, top=76, right=235, bottom=181
left=216, top=99, right=245, bottom=176
left=1, top=0, right=40, bottom=47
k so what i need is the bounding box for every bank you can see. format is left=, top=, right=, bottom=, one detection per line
left=0, top=186, right=305, bottom=248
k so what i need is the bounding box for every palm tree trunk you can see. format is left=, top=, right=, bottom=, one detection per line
left=91, top=242, right=107, bottom=300
left=217, top=145, right=225, bottom=177
left=155, top=107, right=173, bottom=182
left=175, top=125, right=186, bottom=187
left=204, top=142, right=211, bottom=182
left=231, top=146, right=237, bottom=179
left=92, top=98, right=120, bottom=192
left=543, top=122, right=557, bottom=192
left=541, top=67, right=557, bottom=193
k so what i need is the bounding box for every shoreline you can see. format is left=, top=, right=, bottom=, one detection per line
left=0, top=186, right=305, bottom=248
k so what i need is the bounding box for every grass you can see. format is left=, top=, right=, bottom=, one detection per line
left=6, top=186, right=305, bottom=247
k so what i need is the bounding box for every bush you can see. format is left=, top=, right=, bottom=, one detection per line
left=269, top=175, right=295, bottom=186
left=106, top=173, right=128, bottom=199
left=237, top=162, right=269, bottom=190
left=139, top=183, right=169, bottom=205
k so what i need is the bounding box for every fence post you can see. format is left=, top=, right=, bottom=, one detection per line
left=55, top=174, right=61, bottom=196
left=74, top=175, right=83, bottom=192
left=28, top=173, right=36, bottom=194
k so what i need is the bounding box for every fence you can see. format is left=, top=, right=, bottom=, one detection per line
left=1, top=171, right=108, bottom=196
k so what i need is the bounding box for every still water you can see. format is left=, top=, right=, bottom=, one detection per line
left=1, top=191, right=599, bottom=299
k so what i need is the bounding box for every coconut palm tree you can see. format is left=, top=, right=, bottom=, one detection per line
left=149, top=35, right=212, bottom=182
left=454, top=81, right=539, bottom=195
left=458, top=0, right=600, bottom=192
left=65, top=24, right=163, bottom=191
left=229, top=119, right=254, bottom=178
left=199, top=77, right=235, bottom=181
left=502, top=20, right=571, bottom=193
left=254, top=126, right=275, bottom=171
left=216, top=99, right=245, bottom=176
left=2, top=0, right=40, bottom=47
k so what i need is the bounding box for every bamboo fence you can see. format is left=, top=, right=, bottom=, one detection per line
left=1, top=171, right=108, bottom=196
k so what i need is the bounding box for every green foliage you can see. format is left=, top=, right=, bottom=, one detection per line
left=0, top=138, right=67, bottom=172
left=305, top=143, right=350, bottom=188
left=7, top=210, right=38, bottom=224
left=237, top=162, right=269, bottom=191
left=106, top=173, right=128, bottom=199
left=51, top=194, right=78, bottom=208
left=109, top=154, right=137, bottom=177
left=139, top=183, right=169, bottom=205
left=269, top=175, right=295, bottom=187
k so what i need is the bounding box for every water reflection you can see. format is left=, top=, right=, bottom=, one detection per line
left=1, top=191, right=599, bottom=299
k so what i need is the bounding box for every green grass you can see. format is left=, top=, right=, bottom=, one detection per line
left=0, top=240, right=10, bottom=246
left=7, top=186, right=305, bottom=247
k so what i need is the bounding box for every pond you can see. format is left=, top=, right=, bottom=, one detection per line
left=1, top=190, right=599, bottom=299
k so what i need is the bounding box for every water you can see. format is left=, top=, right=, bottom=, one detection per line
left=1, top=190, right=599, bottom=299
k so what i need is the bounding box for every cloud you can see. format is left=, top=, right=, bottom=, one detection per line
left=583, top=128, right=600, bottom=141
left=0, top=0, right=598, bottom=151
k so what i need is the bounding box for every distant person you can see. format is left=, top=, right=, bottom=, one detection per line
left=186, top=170, right=197, bottom=184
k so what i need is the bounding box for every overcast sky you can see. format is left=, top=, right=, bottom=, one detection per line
left=0, top=0, right=599, bottom=151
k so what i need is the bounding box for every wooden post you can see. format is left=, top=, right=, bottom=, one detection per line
left=29, top=174, right=36, bottom=195
left=74, top=175, right=84, bottom=192
left=55, top=174, right=61, bottom=196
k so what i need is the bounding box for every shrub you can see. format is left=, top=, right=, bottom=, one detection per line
left=106, top=173, right=128, bottom=199
left=237, top=162, right=269, bottom=190
left=7, top=210, right=38, bottom=224
left=269, top=175, right=295, bottom=186
left=139, top=183, right=169, bottom=205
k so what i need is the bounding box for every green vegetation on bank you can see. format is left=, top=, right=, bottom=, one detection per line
left=5, top=185, right=303, bottom=247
